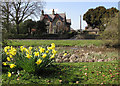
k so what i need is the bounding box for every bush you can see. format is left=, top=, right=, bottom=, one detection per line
left=8, top=34, right=28, bottom=39
left=2, top=29, right=11, bottom=47
left=98, top=12, right=119, bottom=47
left=2, top=43, right=57, bottom=76
left=98, top=28, right=119, bottom=47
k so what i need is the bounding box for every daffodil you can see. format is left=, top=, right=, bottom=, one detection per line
left=9, top=51, right=16, bottom=56
left=4, top=48, right=7, bottom=53
left=63, top=53, right=67, bottom=56
left=2, top=62, right=7, bottom=66
left=4, top=46, right=10, bottom=52
left=34, top=52, right=39, bottom=56
left=47, top=47, right=52, bottom=50
left=26, top=54, right=32, bottom=59
left=29, top=46, right=32, bottom=50
left=8, top=72, right=11, bottom=77
left=39, top=47, right=45, bottom=53
left=39, top=46, right=41, bottom=49
left=10, top=46, right=13, bottom=50
left=51, top=43, right=55, bottom=49
left=52, top=49, right=57, bottom=54
left=42, top=54, right=47, bottom=58
left=50, top=54, right=55, bottom=59
left=7, top=57, right=11, bottom=61
left=6, top=52, right=9, bottom=55
left=36, top=59, right=42, bottom=65
left=9, top=64, right=16, bottom=69
left=20, top=46, right=24, bottom=52
left=46, top=50, right=49, bottom=53
left=20, top=46, right=23, bottom=49
left=23, top=47, right=27, bottom=51
left=9, top=55, right=13, bottom=58
left=25, top=48, right=30, bottom=53
left=9, top=48, right=16, bottom=56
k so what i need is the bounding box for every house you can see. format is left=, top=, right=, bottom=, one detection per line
left=40, top=9, right=71, bottom=34
left=85, top=27, right=99, bottom=35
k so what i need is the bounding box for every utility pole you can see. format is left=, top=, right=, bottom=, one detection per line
left=80, top=15, right=82, bottom=31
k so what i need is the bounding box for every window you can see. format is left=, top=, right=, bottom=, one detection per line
left=52, top=22, right=56, bottom=26
left=57, top=22, right=61, bottom=26
left=46, top=21, right=50, bottom=26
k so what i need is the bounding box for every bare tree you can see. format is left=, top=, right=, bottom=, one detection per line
left=1, top=0, right=45, bottom=34
left=1, top=2, right=12, bottom=32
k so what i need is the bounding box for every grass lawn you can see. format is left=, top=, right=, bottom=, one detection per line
left=7, top=39, right=103, bottom=47
left=2, top=40, right=119, bottom=85
left=2, top=61, right=119, bottom=85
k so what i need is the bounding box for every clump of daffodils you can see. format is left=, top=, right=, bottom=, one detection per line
left=2, top=43, right=57, bottom=77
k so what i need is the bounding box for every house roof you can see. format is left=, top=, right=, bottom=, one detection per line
left=40, top=13, right=66, bottom=22
left=40, top=11, right=70, bottom=24
left=85, top=27, right=99, bottom=32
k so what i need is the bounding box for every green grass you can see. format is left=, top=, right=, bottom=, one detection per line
left=7, top=40, right=103, bottom=47
left=2, top=61, right=119, bottom=85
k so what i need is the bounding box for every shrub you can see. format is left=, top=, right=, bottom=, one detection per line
left=2, top=43, right=57, bottom=77
left=8, top=34, right=28, bottom=39
left=98, top=12, right=119, bottom=47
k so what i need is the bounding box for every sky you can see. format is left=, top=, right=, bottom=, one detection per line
left=42, top=1, right=118, bottom=30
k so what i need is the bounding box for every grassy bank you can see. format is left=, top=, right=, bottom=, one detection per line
left=7, top=40, right=103, bottom=47
left=2, top=61, right=119, bottom=85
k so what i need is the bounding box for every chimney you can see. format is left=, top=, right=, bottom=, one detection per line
left=42, top=10, right=44, bottom=15
left=52, top=9, right=55, bottom=15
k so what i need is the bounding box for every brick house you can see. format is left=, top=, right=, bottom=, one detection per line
left=40, top=9, right=71, bottom=34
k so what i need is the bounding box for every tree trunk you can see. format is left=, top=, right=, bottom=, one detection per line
left=6, top=15, right=10, bottom=33
left=16, top=24, right=19, bottom=34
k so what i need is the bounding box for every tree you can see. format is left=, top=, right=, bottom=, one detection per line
left=36, top=20, right=47, bottom=34
left=98, top=12, right=119, bottom=47
left=0, top=0, right=45, bottom=34
left=83, top=6, right=119, bottom=31
left=24, top=19, right=36, bottom=35
left=1, top=2, right=12, bottom=32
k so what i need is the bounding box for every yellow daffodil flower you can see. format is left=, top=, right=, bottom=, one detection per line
left=36, top=59, right=42, bottom=65
left=29, top=46, right=32, bottom=50
left=63, top=53, right=67, bottom=56
left=9, top=55, right=13, bottom=58
left=52, top=49, right=57, bottom=54
left=23, top=47, right=27, bottom=51
left=2, top=62, right=7, bottom=66
left=26, top=54, right=32, bottom=59
left=10, top=46, right=13, bottom=50
left=4, top=48, right=7, bottom=53
left=40, top=48, right=45, bottom=53
left=20, top=46, right=23, bottom=49
left=8, top=72, right=11, bottom=77
left=9, top=64, right=16, bottom=69
left=47, top=47, right=52, bottom=50
left=10, top=51, right=16, bottom=56
left=34, top=52, right=39, bottom=56
left=7, top=57, right=11, bottom=61
left=46, top=50, right=49, bottom=53
left=4, top=46, right=10, bottom=52
left=6, top=52, right=9, bottom=55
left=39, top=46, right=41, bottom=49
left=50, top=54, right=55, bottom=59
left=42, top=54, right=47, bottom=58
left=51, top=43, right=55, bottom=49
left=25, top=49, right=29, bottom=53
